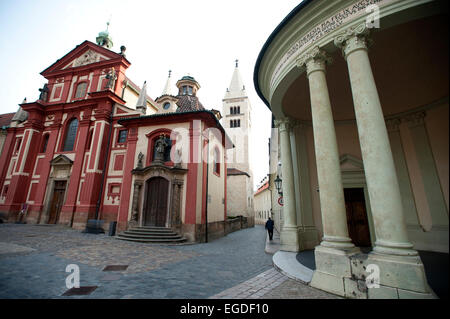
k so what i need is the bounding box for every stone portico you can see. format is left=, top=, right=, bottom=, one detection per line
left=255, top=0, right=448, bottom=298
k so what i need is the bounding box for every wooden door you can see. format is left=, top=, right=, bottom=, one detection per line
left=48, top=181, right=66, bottom=224
left=144, top=177, right=169, bottom=227
left=344, top=188, right=371, bottom=247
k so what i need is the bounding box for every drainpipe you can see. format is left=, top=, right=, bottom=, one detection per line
left=204, top=131, right=210, bottom=243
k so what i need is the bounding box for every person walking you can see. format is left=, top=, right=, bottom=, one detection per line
left=265, top=217, right=274, bottom=241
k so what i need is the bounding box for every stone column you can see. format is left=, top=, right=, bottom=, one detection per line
left=274, top=117, right=299, bottom=252
left=297, top=47, right=354, bottom=250
left=335, top=24, right=416, bottom=257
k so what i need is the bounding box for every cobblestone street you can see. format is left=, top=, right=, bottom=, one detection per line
left=0, top=223, right=338, bottom=299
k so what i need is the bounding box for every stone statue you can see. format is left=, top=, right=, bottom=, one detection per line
left=173, top=146, right=182, bottom=168
left=137, top=152, right=144, bottom=169
left=154, top=135, right=168, bottom=163
left=38, top=84, right=49, bottom=102
left=105, top=67, right=117, bottom=90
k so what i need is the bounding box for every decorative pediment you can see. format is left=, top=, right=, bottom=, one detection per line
left=50, top=154, right=74, bottom=166
left=41, top=40, right=126, bottom=76
left=340, top=154, right=364, bottom=171
left=62, top=49, right=108, bottom=69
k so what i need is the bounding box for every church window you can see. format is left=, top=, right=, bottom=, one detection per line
left=62, top=118, right=78, bottom=152
left=213, top=147, right=220, bottom=176
left=163, top=102, right=171, bottom=110
left=118, top=129, right=128, bottom=144
left=40, top=134, right=49, bottom=153
left=74, top=82, right=88, bottom=99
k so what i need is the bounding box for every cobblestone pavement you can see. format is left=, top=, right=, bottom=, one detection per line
left=0, top=223, right=338, bottom=299
left=0, top=224, right=273, bottom=298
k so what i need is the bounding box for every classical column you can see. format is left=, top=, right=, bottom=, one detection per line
left=335, top=24, right=416, bottom=256
left=296, top=47, right=354, bottom=250
left=274, top=117, right=299, bottom=252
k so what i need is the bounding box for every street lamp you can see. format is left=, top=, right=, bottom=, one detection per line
left=274, top=175, right=283, bottom=196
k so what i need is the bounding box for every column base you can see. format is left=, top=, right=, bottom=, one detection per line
left=360, top=252, right=434, bottom=296
left=310, top=246, right=436, bottom=298
left=280, top=226, right=300, bottom=252
left=298, top=226, right=320, bottom=250
left=310, top=245, right=360, bottom=297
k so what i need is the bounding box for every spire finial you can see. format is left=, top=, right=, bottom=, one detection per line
left=168, top=70, right=172, bottom=78
left=235, top=59, right=239, bottom=68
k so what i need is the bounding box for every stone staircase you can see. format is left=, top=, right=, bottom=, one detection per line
left=116, top=226, right=187, bottom=243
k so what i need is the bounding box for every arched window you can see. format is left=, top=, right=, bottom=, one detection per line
left=40, top=134, right=49, bottom=153
left=237, top=106, right=240, bottom=114
left=237, top=119, right=240, bottom=127
left=62, top=118, right=78, bottom=152
left=230, top=107, right=233, bottom=115
left=230, top=120, right=233, bottom=128
left=74, top=82, right=87, bottom=99
left=213, top=147, right=220, bottom=176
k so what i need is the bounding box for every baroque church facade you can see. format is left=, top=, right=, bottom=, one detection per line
left=0, top=29, right=233, bottom=242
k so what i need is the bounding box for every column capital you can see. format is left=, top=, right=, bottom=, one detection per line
left=296, top=46, right=332, bottom=77
left=385, top=118, right=402, bottom=132
left=274, top=117, right=295, bottom=132
left=334, top=23, right=373, bottom=59
left=404, top=111, right=426, bottom=128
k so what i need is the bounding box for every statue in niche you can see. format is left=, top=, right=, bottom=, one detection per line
left=137, top=152, right=144, bottom=169
left=38, top=84, right=49, bottom=102
left=154, top=134, right=168, bottom=163
left=105, top=67, right=117, bottom=90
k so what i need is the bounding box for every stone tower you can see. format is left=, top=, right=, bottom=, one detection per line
left=222, top=60, right=254, bottom=223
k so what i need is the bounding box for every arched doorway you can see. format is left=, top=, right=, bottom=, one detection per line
left=144, top=177, right=169, bottom=227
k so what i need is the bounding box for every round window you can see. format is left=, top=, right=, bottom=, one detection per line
left=163, top=102, right=171, bottom=110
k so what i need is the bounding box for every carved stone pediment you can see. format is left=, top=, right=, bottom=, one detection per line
left=340, top=154, right=364, bottom=171
left=50, top=154, right=74, bottom=167
left=72, top=49, right=101, bottom=67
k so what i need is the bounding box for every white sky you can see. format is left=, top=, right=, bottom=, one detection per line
left=0, top=0, right=301, bottom=190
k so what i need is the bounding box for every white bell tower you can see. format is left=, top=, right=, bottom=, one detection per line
left=222, top=60, right=254, bottom=220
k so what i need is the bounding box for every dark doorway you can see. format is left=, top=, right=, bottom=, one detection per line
left=48, top=181, right=66, bottom=224
left=344, top=188, right=371, bottom=247
left=144, top=177, right=169, bottom=227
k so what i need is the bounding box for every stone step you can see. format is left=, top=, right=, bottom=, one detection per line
left=127, top=228, right=174, bottom=234
left=120, top=232, right=183, bottom=239
left=116, top=226, right=186, bottom=244
left=123, top=230, right=179, bottom=237
left=116, top=235, right=187, bottom=243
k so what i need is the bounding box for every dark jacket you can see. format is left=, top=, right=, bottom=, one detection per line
left=265, top=219, right=274, bottom=231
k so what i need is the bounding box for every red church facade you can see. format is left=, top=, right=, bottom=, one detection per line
left=0, top=40, right=232, bottom=242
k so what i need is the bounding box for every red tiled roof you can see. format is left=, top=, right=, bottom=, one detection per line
left=254, top=181, right=269, bottom=195
left=175, top=95, right=205, bottom=113
left=0, top=113, right=15, bottom=128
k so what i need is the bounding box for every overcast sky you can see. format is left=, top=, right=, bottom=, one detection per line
left=0, top=0, right=301, bottom=190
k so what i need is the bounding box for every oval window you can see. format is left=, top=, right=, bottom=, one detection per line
left=163, top=102, right=171, bottom=110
